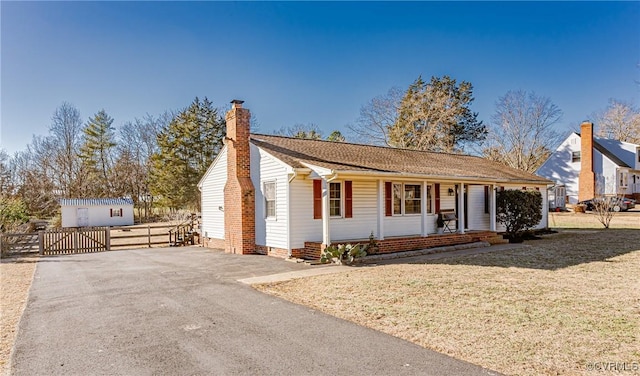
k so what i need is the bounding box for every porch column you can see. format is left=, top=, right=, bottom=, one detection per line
left=322, top=179, right=331, bottom=247
left=421, top=181, right=428, bottom=237
left=490, top=184, right=497, bottom=231
left=458, top=182, right=465, bottom=234
left=377, top=179, right=385, bottom=240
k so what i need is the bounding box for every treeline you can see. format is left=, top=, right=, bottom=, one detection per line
left=2, top=75, right=637, bottom=229
left=1, top=97, right=224, bottom=223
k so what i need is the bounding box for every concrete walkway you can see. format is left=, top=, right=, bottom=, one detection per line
left=11, top=246, right=501, bottom=376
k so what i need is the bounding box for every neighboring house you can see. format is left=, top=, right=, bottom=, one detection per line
left=60, top=198, right=134, bottom=228
left=537, top=122, right=640, bottom=204
left=198, top=100, right=552, bottom=259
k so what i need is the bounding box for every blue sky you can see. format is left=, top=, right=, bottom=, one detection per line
left=2, top=1, right=639, bottom=155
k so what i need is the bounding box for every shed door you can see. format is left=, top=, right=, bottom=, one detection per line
left=77, top=208, right=89, bottom=227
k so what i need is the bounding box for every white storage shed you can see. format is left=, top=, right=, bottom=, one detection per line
left=60, top=198, right=134, bottom=228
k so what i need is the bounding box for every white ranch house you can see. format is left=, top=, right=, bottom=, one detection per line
left=199, top=100, right=551, bottom=259
left=60, top=198, right=134, bottom=228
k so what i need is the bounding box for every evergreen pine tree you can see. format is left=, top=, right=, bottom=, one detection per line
left=388, top=75, right=486, bottom=152
left=149, top=97, right=225, bottom=210
left=79, top=109, right=117, bottom=196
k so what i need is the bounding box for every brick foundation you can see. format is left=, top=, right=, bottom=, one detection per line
left=302, top=231, right=497, bottom=260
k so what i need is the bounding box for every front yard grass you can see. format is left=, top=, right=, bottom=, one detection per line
left=255, top=229, right=640, bottom=376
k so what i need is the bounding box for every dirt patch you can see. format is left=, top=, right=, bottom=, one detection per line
left=255, top=229, right=640, bottom=376
left=0, top=256, right=37, bottom=375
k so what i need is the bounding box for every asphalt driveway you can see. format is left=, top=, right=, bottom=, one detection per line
left=11, top=247, right=497, bottom=375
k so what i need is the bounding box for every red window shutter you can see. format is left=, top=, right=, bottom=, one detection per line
left=345, top=181, right=353, bottom=218
left=434, top=183, right=441, bottom=213
left=110, top=208, right=113, bottom=217
left=313, top=180, right=322, bottom=219
left=385, top=182, right=392, bottom=216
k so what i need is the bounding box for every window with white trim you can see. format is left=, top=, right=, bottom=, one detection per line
left=329, top=182, right=341, bottom=217
left=571, top=151, right=581, bottom=163
left=264, top=181, right=276, bottom=218
left=619, top=171, right=628, bottom=188
left=392, top=183, right=424, bottom=215
left=404, top=184, right=421, bottom=214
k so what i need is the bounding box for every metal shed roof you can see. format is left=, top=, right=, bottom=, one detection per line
left=59, top=198, right=134, bottom=206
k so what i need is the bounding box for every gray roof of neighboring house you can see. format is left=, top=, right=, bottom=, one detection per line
left=250, top=134, right=552, bottom=184
left=59, top=198, right=134, bottom=206
left=593, top=137, right=637, bottom=168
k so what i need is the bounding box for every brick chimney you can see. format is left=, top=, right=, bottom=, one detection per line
left=223, top=100, right=255, bottom=254
left=578, top=121, right=595, bottom=202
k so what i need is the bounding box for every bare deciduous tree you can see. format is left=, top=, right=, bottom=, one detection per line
left=593, top=99, right=640, bottom=144
left=482, top=90, right=564, bottom=173
left=348, top=87, right=403, bottom=146
left=49, top=102, right=83, bottom=197
left=589, top=175, right=625, bottom=229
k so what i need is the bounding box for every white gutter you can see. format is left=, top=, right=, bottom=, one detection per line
left=323, top=169, right=552, bottom=185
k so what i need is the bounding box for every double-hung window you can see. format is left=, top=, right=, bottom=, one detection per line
left=404, top=184, right=421, bottom=214
left=329, top=182, right=341, bottom=216
left=392, top=183, right=423, bottom=215
left=571, top=151, right=581, bottom=163
left=264, top=181, right=276, bottom=218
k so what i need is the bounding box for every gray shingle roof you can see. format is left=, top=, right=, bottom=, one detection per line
left=59, top=198, right=134, bottom=206
left=250, top=134, right=551, bottom=184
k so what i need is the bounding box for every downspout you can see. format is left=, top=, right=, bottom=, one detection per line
left=286, top=170, right=298, bottom=258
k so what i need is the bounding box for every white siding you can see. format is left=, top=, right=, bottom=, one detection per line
left=467, top=185, right=490, bottom=231
left=290, top=177, right=319, bottom=248
left=331, top=180, right=379, bottom=240
left=536, top=133, right=581, bottom=204
left=61, top=205, right=134, bottom=227
left=200, top=149, right=227, bottom=240
left=251, top=144, right=289, bottom=249
left=599, top=154, right=619, bottom=195
left=440, top=184, right=456, bottom=211
left=384, top=215, right=422, bottom=237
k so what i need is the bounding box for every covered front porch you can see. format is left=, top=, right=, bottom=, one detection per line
left=296, top=231, right=503, bottom=260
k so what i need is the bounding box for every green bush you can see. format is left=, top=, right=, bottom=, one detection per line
left=0, top=197, right=30, bottom=232
left=320, top=243, right=368, bottom=265
left=496, top=190, right=543, bottom=243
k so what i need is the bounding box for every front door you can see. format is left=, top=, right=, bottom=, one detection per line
left=454, top=185, right=468, bottom=230
left=77, top=208, right=89, bottom=227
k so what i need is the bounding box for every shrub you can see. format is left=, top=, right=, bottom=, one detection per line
left=496, top=190, right=543, bottom=243
left=0, top=197, right=30, bottom=232
left=320, top=243, right=367, bottom=265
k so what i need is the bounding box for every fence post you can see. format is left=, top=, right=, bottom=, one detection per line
left=73, top=229, right=79, bottom=253
left=148, top=224, right=151, bottom=248
left=39, top=231, right=44, bottom=255
left=106, top=227, right=111, bottom=251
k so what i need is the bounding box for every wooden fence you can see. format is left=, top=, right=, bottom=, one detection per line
left=39, top=227, right=109, bottom=255
left=0, top=233, right=40, bottom=255
left=1, top=223, right=197, bottom=257
left=109, top=224, right=180, bottom=249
